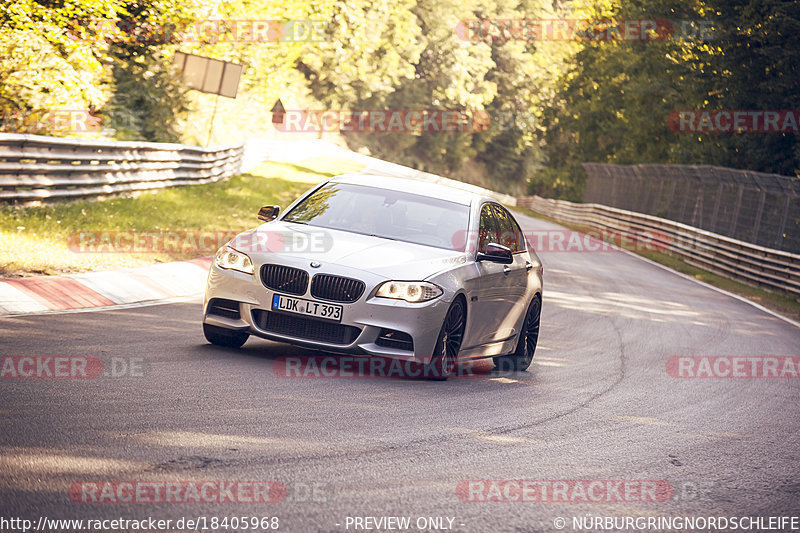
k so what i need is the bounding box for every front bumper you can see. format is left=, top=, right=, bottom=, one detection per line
left=202, top=262, right=451, bottom=364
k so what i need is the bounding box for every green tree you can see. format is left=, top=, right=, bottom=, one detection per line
left=104, top=0, right=199, bottom=142
left=536, top=0, right=799, bottom=200
left=700, top=0, right=800, bottom=175
left=0, top=0, right=122, bottom=133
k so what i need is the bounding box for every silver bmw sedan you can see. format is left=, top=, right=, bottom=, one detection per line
left=202, top=173, right=543, bottom=379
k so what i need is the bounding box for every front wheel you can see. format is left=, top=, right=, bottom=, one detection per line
left=425, top=298, right=466, bottom=380
left=494, top=295, right=541, bottom=372
left=203, top=323, right=249, bottom=348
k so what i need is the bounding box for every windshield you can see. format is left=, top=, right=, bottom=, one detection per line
left=283, top=182, right=470, bottom=251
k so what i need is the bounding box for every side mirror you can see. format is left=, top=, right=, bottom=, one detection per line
left=476, top=243, right=513, bottom=264
left=258, top=205, right=280, bottom=222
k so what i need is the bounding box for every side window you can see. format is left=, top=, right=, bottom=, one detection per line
left=510, top=216, right=526, bottom=252
left=478, top=204, right=500, bottom=253
left=491, top=204, right=522, bottom=253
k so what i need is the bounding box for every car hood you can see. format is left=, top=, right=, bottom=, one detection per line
left=229, top=221, right=467, bottom=280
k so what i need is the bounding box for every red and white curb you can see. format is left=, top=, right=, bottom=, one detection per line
left=0, top=257, right=211, bottom=316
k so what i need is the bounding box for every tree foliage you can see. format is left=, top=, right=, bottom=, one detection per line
left=0, top=0, right=120, bottom=119
left=537, top=0, right=800, bottom=199
left=1, top=0, right=796, bottom=193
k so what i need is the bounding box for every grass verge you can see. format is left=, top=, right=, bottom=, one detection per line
left=512, top=206, right=800, bottom=324
left=0, top=158, right=364, bottom=277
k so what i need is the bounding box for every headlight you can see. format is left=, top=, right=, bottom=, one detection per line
left=375, top=281, right=443, bottom=303
left=214, top=245, right=254, bottom=275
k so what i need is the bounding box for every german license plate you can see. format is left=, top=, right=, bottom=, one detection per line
left=271, top=294, right=342, bottom=322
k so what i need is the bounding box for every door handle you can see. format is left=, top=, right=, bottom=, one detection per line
left=503, top=265, right=511, bottom=275
left=525, top=261, right=533, bottom=271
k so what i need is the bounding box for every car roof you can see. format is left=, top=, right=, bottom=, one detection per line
left=328, top=173, right=482, bottom=206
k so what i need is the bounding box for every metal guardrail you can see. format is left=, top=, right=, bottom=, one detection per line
left=0, top=133, right=243, bottom=201
left=582, top=162, right=800, bottom=254
left=518, top=195, right=800, bottom=298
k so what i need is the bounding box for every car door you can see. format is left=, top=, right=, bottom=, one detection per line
left=491, top=204, right=531, bottom=325
left=464, top=203, right=518, bottom=349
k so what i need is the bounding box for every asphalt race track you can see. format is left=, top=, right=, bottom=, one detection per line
left=1, top=213, right=799, bottom=533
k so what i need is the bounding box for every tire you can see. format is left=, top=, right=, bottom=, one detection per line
left=424, top=298, right=466, bottom=380
left=203, top=323, right=249, bottom=348
left=494, top=295, right=541, bottom=372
